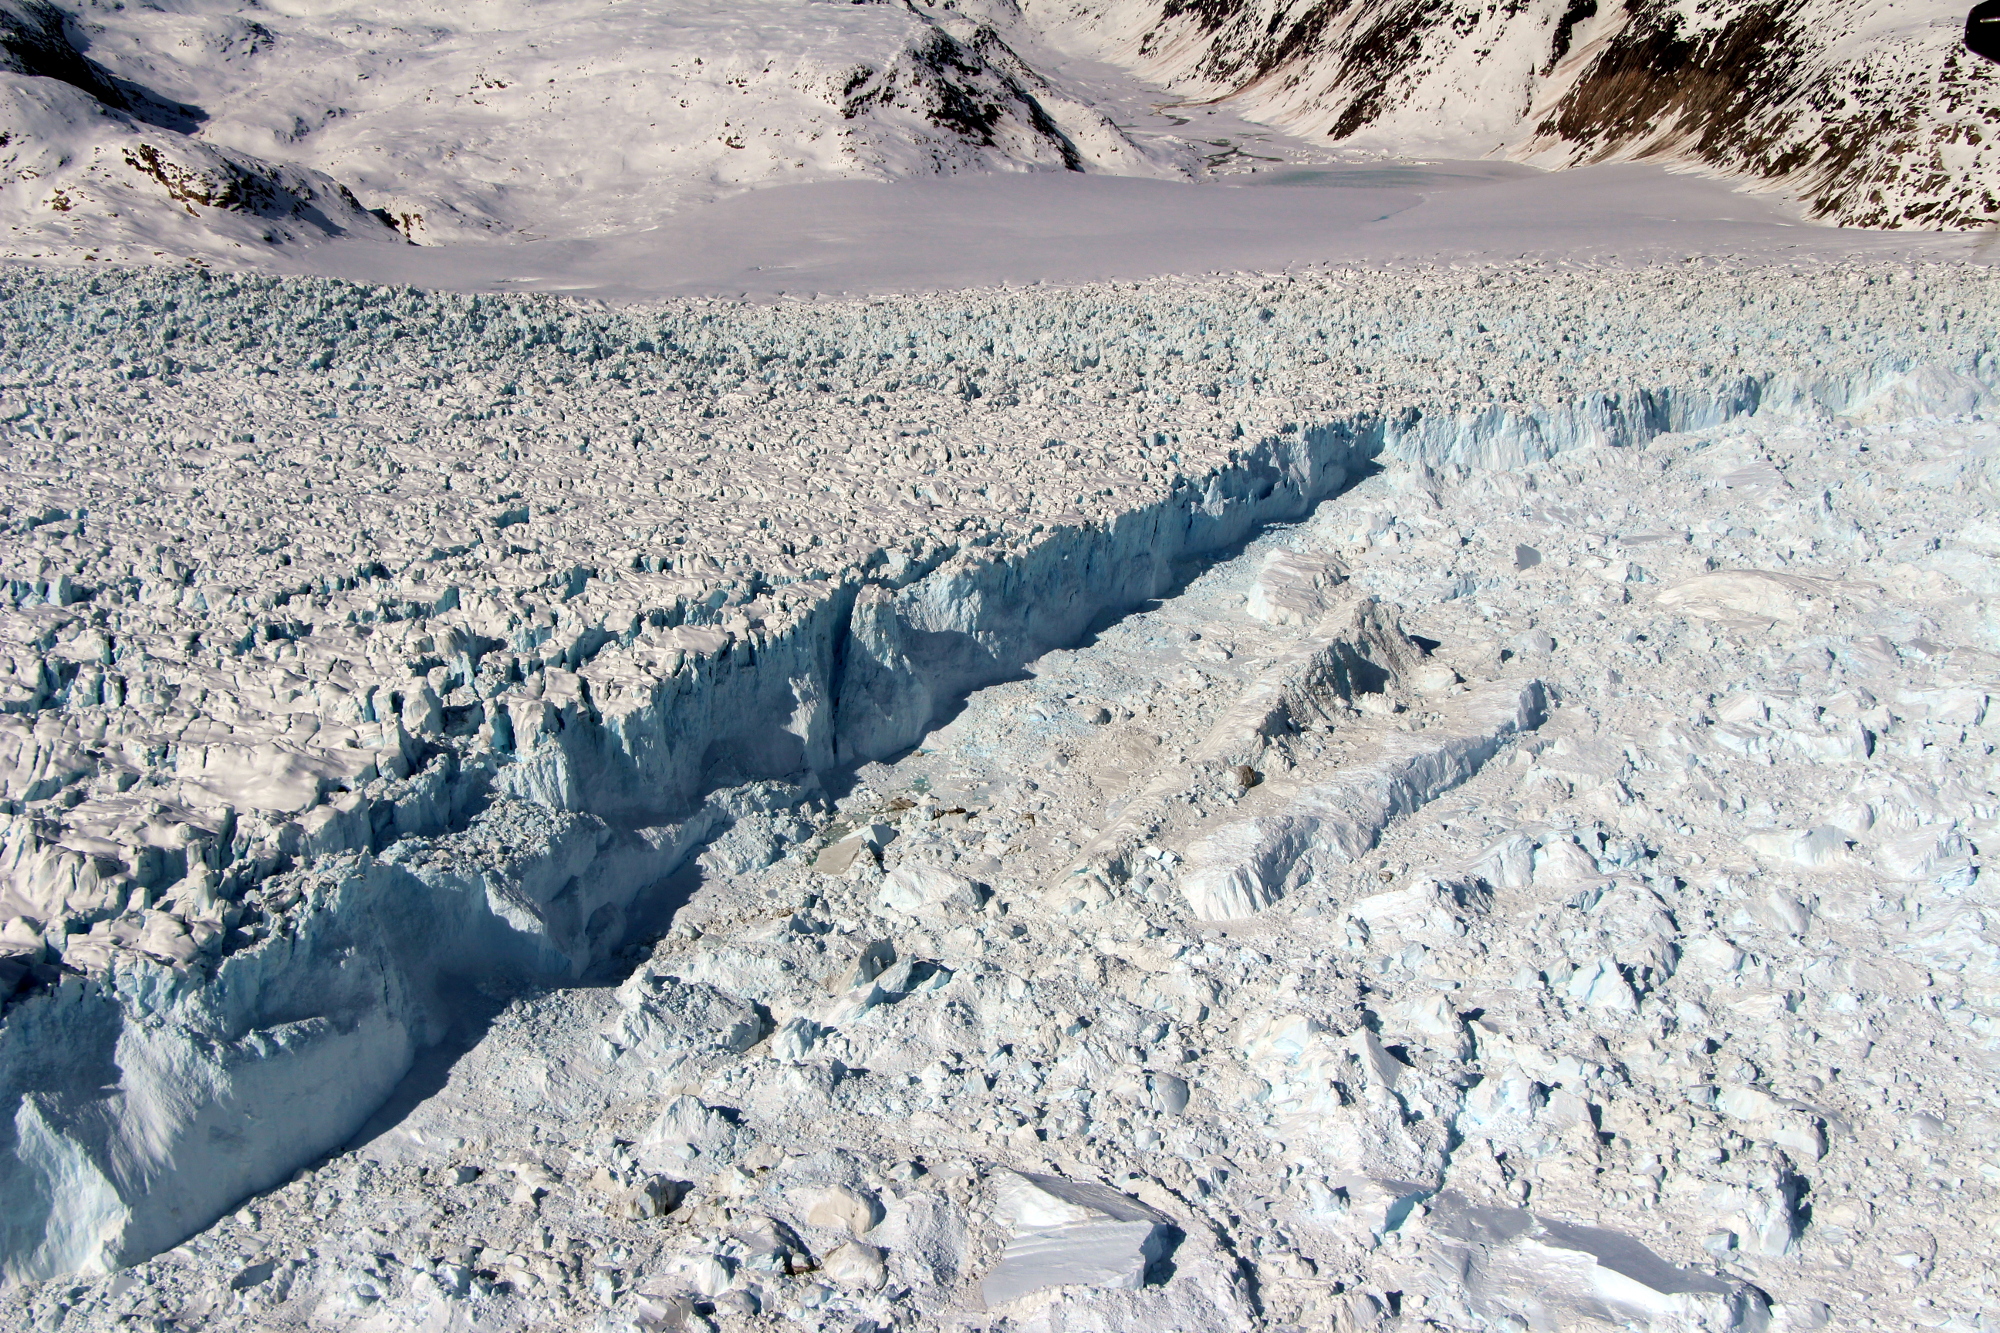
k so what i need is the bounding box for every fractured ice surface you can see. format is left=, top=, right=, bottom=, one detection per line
left=1178, top=678, right=1548, bottom=920
left=0, top=259, right=1996, bottom=1327
left=981, top=1170, right=1174, bottom=1307
left=19, top=399, right=1984, bottom=1329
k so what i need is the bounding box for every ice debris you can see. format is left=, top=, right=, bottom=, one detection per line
left=0, top=260, right=1993, bottom=1307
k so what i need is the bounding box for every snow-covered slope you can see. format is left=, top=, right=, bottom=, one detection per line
left=3, top=0, right=1992, bottom=270
left=1027, top=0, right=2000, bottom=228
left=0, top=0, right=1187, bottom=264
left=0, top=0, right=396, bottom=258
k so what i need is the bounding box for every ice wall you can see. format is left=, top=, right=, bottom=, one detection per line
left=0, top=262, right=1992, bottom=1283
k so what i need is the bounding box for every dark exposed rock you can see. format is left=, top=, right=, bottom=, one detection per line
left=1107, top=0, right=1999, bottom=229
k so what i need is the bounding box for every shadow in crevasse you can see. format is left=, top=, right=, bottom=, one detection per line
left=341, top=982, right=512, bottom=1156
left=816, top=468, right=1383, bottom=805
left=1144, top=1224, right=1186, bottom=1287
left=1060, top=458, right=1386, bottom=659
left=339, top=843, right=718, bottom=1155
left=1, top=1, right=209, bottom=132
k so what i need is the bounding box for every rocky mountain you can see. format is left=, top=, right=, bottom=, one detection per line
left=0, top=0, right=393, bottom=257
left=4, top=0, right=1997, bottom=270
left=0, top=0, right=1993, bottom=267
left=1029, top=0, right=2000, bottom=228
left=0, top=0, right=1188, bottom=263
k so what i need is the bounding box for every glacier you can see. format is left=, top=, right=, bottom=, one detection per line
left=0, top=258, right=1992, bottom=1288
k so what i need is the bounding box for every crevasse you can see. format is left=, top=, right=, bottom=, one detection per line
left=0, top=265, right=1992, bottom=1284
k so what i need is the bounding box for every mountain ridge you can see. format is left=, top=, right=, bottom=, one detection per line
left=1029, top=0, right=2000, bottom=228
left=0, top=1, right=1993, bottom=271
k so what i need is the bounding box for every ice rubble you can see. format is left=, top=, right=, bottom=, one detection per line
left=11, top=399, right=1997, bottom=1332
left=979, top=1171, right=1175, bottom=1307
left=0, top=258, right=1993, bottom=1302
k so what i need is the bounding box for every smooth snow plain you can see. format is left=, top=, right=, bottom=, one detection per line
left=263, top=162, right=1991, bottom=304
left=0, top=254, right=1994, bottom=1332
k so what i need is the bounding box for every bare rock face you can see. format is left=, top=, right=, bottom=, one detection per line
left=1046, top=0, right=2000, bottom=228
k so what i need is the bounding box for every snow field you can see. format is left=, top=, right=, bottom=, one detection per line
left=8, top=0, right=1995, bottom=272
left=0, top=258, right=1993, bottom=1290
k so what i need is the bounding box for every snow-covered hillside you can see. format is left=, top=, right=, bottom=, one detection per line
left=0, top=0, right=1187, bottom=264
left=1028, top=0, right=2000, bottom=229
left=1, top=0, right=1994, bottom=271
